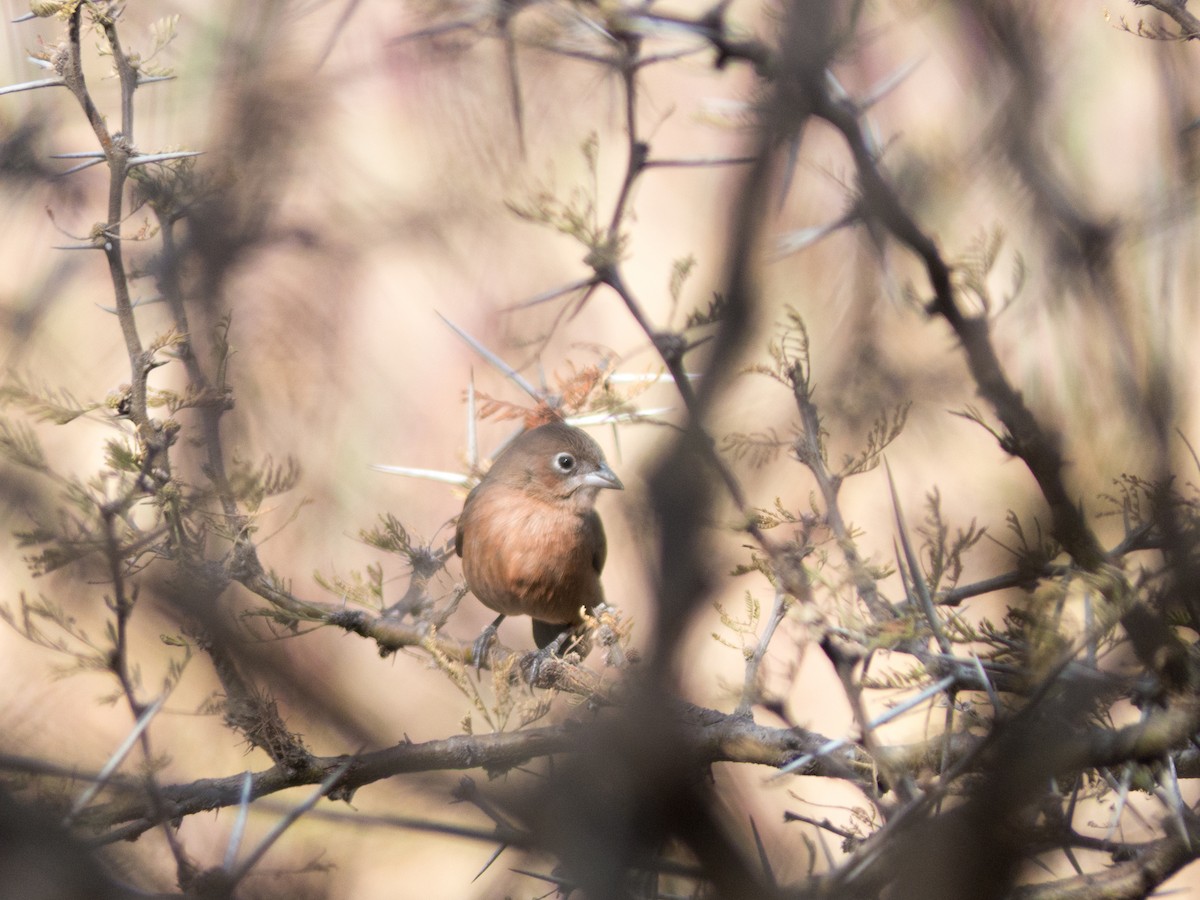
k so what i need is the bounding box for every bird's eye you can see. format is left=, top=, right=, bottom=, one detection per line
left=554, top=453, right=576, bottom=473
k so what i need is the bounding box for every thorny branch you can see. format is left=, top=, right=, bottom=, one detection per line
left=4, top=1, right=1200, bottom=898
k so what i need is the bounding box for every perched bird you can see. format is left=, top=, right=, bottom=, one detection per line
left=456, top=420, right=623, bottom=665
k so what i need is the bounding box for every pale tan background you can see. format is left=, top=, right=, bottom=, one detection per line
left=1, top=1, right=1198, bottom=896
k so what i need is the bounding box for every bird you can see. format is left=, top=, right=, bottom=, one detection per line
left=455, top=419, right=623, bottom=668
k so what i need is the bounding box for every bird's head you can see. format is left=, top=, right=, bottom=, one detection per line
left=488, top=420, right=623, bottom=507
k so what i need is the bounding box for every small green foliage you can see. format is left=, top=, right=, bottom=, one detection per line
left=0, top=417, right=47, bottom=471
left=667, top=253, right=697, bottom=325
left=508, top=183, right=602, bottom=252
left=685, top=292, right=727, bottom=329
left=722, top=428, right=791, bottom=468
left=1097, top=473, right=1196, bottom=543
left=995, top=510, right=1061, bottom=574
left=979, top=612, right=1033, bottom=668
left=0, top=592, right=113, bottom=677
left=506, top=132, right=623, bottom=264
left=147, top=327, right=186, bottom=354
left=227, top=455, right=301, bottom=514
left=860, top=659, right=929, bottom=689
left=139, top=15, right=180, bottom=78
left=161, top=639, right=192, bottom=693
left=28, top=0, right=70, bottom=18
left=360, top=513, right=416, bottom=556
left=862, top=557, right=895, bottom=582
left=745, top=498, right=802, bottom=531
left=104, top=439, right=141, bottom=474
left=745, top=307, right=811, bottom=392
left=314, top=564, right=386, bottom=610
left=581, top=131, right=598, bottom=172
left=952, top=227, right=1025, bottom=315
left=1098, top=473, right=1155, bottom=528
left=669, top=255, right=696, bottom=304
left=422, top=627, right=525, bottom=734
left=0, top=378, right=97, bottom=426
left=15, top=490, right=122, bottom=575
left=951, top=404, right=1009, bottom=449
left=732, top=550, right=776, bottom=580
left=517, top=694, right=555, bottom=728
left=359, top=515, right=445, bottom=587
left=712, top=593, right=762, bottom=657
left=212, top=314, right=234, bottom=394
left=917, top=488, right=986, bottom=595
left=132, top=154, right=204, bottom=221
left=941, top=612, right=981, bottom=643
left=837, top=404, right=909, bottom=479
left=1106, top=9, right=1196, bottom=40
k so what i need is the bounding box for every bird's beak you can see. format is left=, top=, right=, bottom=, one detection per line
left=583, top=463, right=623, bottom=491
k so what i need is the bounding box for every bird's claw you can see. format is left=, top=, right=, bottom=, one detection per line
left=523, top=643, right=561, bottom=685
left=522, top=628, right=588, bottom=685
left=471, top=622, right=499, bottom=671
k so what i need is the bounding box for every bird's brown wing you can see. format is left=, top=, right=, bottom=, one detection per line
left=455, top=482, right=482, bottom=558
left=586, top=508, right=607, bottom=574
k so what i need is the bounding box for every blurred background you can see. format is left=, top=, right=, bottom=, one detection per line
left=1, top=0, right=1199, bottom=896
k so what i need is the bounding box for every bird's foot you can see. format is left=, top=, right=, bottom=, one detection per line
left=471, top=620, right=501, bottom=671
left=523, top=641, right=562, bottom=686
left=522, top=628, right=590, bottom=685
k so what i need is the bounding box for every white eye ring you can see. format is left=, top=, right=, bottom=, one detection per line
left=554, top=453, right=576, bottom=473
